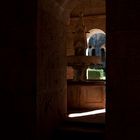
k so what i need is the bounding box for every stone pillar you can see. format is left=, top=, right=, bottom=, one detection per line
left=37, top=0, right=68, bottom=139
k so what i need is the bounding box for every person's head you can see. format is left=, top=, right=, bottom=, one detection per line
left=89, top=45, right=92, bottom=49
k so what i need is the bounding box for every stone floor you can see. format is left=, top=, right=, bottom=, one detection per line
left=53, top=113, right=105, bottom=140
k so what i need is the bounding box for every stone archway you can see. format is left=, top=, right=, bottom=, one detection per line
left=86, top=29, right=106, bottom=45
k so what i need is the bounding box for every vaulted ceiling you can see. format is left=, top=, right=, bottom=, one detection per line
left=46, top=0, right=105, bottom=20
left=70, top=0, right=106, bottom=17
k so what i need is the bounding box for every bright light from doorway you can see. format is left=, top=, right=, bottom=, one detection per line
left=68, top=109, right=106, bottom=118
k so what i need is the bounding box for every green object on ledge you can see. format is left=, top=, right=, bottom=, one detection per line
left=87, top=68, right=105, bottom=80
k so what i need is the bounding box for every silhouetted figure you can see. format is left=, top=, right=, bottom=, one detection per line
left=92, top=48, right=95, bottom=56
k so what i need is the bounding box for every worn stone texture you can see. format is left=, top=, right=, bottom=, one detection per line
left=37, top=1, right=68, bottom=139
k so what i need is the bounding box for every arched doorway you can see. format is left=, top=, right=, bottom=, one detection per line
left=86, top=29, right=106, bottom=80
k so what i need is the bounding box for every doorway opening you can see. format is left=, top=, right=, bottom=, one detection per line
left=66, top=0, right=106, bottom=123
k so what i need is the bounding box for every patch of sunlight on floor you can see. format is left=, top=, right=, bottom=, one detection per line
left=68, top=109, right=106, bottom=118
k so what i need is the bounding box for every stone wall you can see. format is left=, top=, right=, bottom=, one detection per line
left=37, top=0, right=68, bottom=139
left=0, top=0, right=36, bottom=139
left=106, top=0, right=140, bottom=140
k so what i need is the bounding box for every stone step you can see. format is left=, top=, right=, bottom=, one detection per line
left=53, top=126, right=105, bottom=140
left=53, top=114, right=105, bottom=140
